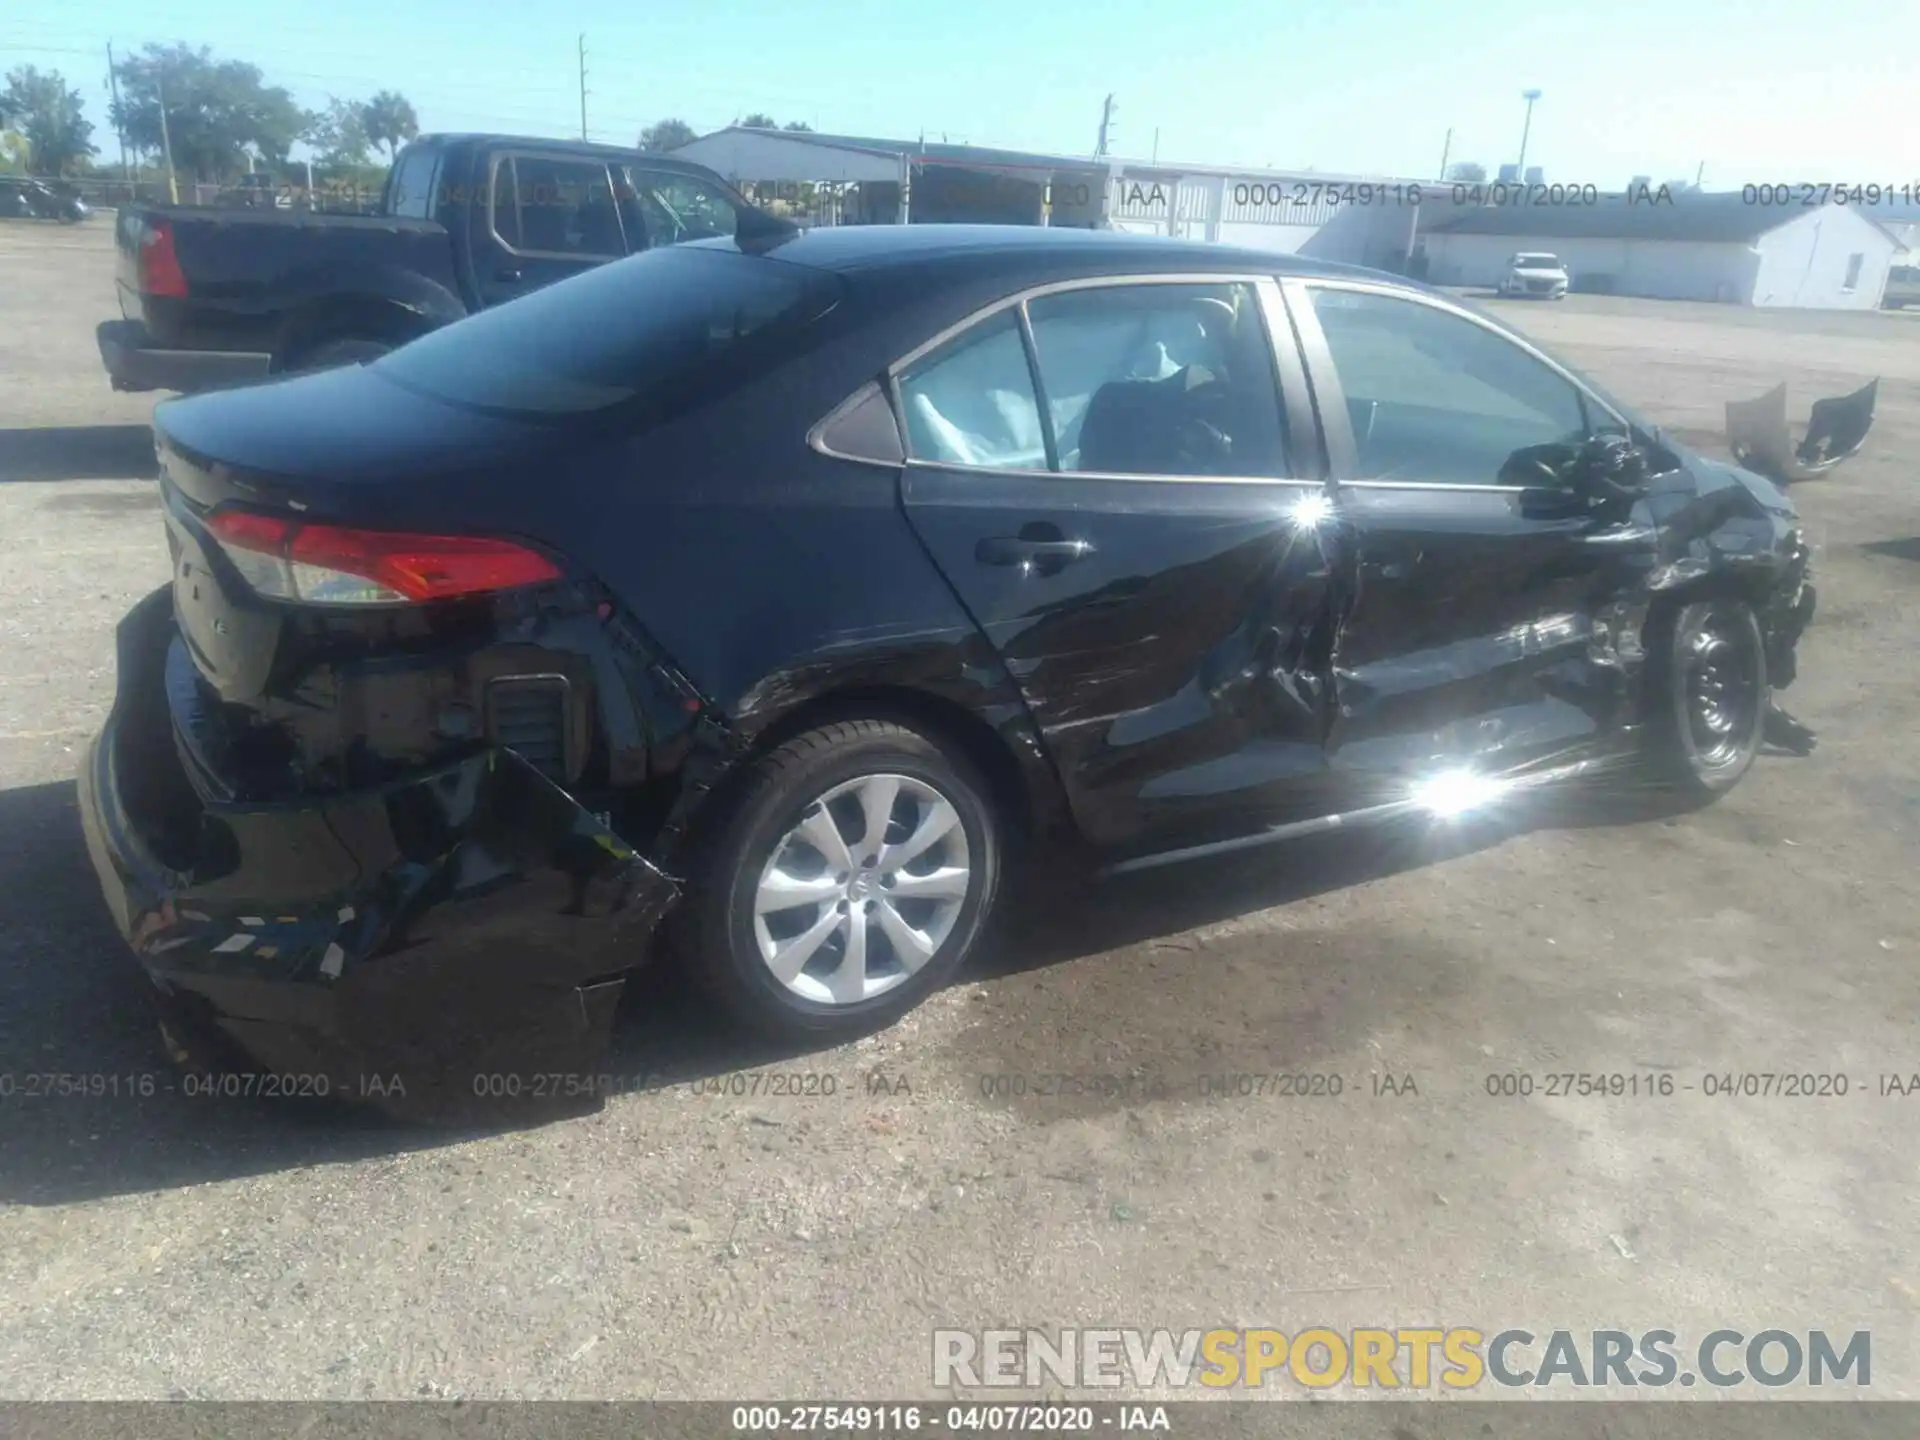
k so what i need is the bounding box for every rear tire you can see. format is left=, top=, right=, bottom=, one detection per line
left=680, top=719, right=1002, bottom=1044
left=1647, top=598, right=1768, bottom=797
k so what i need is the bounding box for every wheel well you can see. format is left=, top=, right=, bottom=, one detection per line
left=272, top=297, right=432, bottom=371
left=723, top=686, right=1056, bottom=846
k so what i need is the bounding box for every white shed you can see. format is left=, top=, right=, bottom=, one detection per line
left=1420, top=194, right=1898, bottom=309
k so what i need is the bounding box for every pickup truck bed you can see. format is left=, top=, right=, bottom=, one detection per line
left=100, top=134, right=769, bottom=393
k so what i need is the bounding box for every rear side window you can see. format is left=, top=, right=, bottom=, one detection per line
left=490, top=154, right=625, bottom=258
left=387, top=147, right=439, bottom=220
left=1026, top=282, right=1286, bottom=477
left=373, top=244, right=842, bottom=420
left=897, top=314, right=1047, bottom=470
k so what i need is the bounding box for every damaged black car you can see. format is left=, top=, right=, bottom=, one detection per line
left=79, top=225, right=1839, bottom=1110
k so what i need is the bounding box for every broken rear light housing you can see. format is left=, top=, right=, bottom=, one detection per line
left=205, top=510, right=562, bottom=605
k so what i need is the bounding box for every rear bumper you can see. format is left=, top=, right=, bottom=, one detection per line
left=77, top=588, right=680, bottom=1121
left=97, top=319, right=272, bottom=395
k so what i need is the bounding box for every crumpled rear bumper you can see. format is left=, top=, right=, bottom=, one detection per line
left=76, top=589, right=679, bottom=1121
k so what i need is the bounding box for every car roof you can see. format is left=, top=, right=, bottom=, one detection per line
left=702, top=223, right=1399, bottom=285
left=405, top=133, right=725, bottom=177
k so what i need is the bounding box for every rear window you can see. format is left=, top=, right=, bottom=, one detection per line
left=372, top=244, right=841, bottom=421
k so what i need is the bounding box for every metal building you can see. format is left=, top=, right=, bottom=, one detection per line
left=666, top=126, right=1444, bottom=273
left=1419, top=192, right=1900, bottom=308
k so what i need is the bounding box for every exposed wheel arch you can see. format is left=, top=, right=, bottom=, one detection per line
left=271, top=297, right=437, bottom=373
left=723, top=685, right=1066, bottom=851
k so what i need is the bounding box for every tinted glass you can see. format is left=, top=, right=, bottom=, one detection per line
left=896, top=313, right=1047, bottom=470
left=1026, top=282, right=1287, bottom=477
left=494, top=155, right=624, bottom=257
left=374, top=245, right=842, bottom=420
left=387, top=147, right=438, bottom=220
left=1308, top=287, right=1588, bottom=486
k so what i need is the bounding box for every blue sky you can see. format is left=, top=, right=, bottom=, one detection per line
left=3, top=0, right=1913, bottom=187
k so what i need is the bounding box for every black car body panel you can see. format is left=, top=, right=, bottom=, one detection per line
left=77, top=226, right=1834, bottom=1109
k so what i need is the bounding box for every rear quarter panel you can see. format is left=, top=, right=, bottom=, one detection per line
left=141, top=208, right=459, bottom=352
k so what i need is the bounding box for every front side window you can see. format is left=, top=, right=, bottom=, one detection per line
left=1307, top=287, right=1590, bottom=486
left=622, top=168, right=738, bottom=247
left=1025, top=282, right=1286, bottom=477
left=490, top=155, right=624, bottom=258
left=896, top=313, right=1047, bottom=470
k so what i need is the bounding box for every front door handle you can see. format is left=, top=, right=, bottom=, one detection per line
left=495, top=266, right=523, bottom=282
left=976, top=536, right=1093, bottom=571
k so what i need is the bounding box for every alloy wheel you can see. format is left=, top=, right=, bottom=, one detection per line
left=751, top=773, right=972, bottom=1006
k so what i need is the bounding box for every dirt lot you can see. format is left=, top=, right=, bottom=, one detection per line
left=2, top=220, right=1918, bottom=1402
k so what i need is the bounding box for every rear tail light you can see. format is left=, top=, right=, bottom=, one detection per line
left=205, top=511, right=562, bottom=605
left=138, top=218, right=188, bottom=298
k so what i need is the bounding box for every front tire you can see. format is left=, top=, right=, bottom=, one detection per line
left=1648, top=599, right=1768, bottom=796
left=681, top=719, right=1002, bottom=1044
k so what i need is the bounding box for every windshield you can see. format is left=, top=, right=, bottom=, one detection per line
left=1514, top=254, right=1562, bottom=268
left=373, top=244, right=841, bottom=420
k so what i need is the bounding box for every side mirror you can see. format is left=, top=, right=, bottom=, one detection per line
left=1575, top=433, right=1651, bottom=503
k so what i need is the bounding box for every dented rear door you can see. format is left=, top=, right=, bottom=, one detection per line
left=896, top=275, right=1343, bottom=853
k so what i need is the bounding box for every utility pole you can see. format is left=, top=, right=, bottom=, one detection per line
left=578, top=34, right=589, bottom=141
left=1694, top=160, right=1705, bottom=190
left=1151, top=127, right=1160, bottom=164
left=1516, top=88, right=1541, bottom=178
left=1094, top=94, right=1116, bottom=158
left=1438, top=126, right=1452, bottom=180
left=156, top=73, right=178, bottom=204
left=105, top=42, right=131, bottom=184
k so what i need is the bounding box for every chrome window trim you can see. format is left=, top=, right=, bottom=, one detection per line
left=877, top=271, right=1320, bottom=486
left=1279, top=273, right=1634, bottom=493
left=486, top=150, right=627, bottom=264
left=906, top=462, right=1327, bottom=487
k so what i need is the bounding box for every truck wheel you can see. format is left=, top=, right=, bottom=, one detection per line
left=678, top=719, right=1002, bottom=1044
left=1647, top=599, right=1768, bottom=797
left=288, top=337, right=393, bottom=374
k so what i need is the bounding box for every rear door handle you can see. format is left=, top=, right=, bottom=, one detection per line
left=976, top=536, right=1093, bottom=568
left=495, top=266, right=523, bottom=282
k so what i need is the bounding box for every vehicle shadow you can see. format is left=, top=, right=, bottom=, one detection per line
left=0, top=425, right=155, bottom=483
left=0, top=772, right=1697, bottom=1206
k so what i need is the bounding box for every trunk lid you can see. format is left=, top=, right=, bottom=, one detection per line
left=152, top=368, right=608, bottom=802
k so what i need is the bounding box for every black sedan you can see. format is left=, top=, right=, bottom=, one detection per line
left=79, top=225, right=1816, bottom=1110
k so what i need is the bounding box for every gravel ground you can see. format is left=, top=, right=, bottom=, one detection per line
left=1, top=220, right=1917, bottom=1402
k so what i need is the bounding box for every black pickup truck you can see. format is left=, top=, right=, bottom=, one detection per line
left=98, top=133, right=776, bottom=393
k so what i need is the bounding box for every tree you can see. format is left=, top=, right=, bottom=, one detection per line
left=112, top=44, right=305, bottom=181
left=739, top=112, right=777, bottom=130
left=639, top=118, right=697, bottom=152
left=1446, top=161, right=1487, bottom=183
left=360, top=90, right=419, bottom=162
left=783, top=120, right=813, bottom=133
left=305, top=97, right=372, bottom=168
left=3, top=66, right=96, bottom=176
